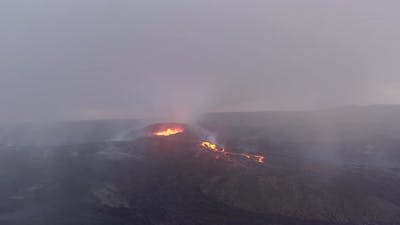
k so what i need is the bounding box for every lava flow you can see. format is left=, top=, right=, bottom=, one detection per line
left=154, top=126, right=184, bottom=136
left=149, top=123, right=264, bottom=165
left=200, top=141, right=225, bottom=152
left=200, top=141, right=265, bottom=164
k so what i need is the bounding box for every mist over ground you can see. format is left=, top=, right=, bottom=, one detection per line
left=2, top=2, right=400, bottom=224
left=1, top=0, right=400, bottom=123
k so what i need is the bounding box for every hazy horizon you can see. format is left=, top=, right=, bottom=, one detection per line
left=1, top=0, right=400, bottom=123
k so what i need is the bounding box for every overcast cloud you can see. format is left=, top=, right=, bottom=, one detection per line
left=0, top=0, right=399, bottom=122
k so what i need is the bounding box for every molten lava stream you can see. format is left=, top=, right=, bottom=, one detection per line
left=199, top=141, right=265, bottom=164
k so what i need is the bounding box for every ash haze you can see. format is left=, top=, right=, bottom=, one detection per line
left=1, top=0, right=400, bottom=123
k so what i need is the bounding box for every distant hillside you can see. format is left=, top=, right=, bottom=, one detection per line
left=0, top=119, right=147, bottom=147
left=198, top=105, right=400, bottom=167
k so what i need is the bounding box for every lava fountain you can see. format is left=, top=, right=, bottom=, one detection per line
left=200, top=141, right=225, bottom=153
left=153, top=125, right=184, bottom=136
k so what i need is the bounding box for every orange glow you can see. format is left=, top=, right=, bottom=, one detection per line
left=200, top=140, right=265, bottom=164
left=154, top=127, right=184, bottom=136
left=253, top=155, right=265, bottom=163
left=201, top=141, right=225, bottom=152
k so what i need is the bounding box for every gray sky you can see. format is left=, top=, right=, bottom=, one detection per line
left=1, top=0, right=399, bottom=122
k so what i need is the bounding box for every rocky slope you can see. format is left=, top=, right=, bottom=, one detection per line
left=1, top=132, right=399, bottom=225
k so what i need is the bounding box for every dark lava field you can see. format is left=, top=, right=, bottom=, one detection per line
left=1, top=106, right=400, bottom=225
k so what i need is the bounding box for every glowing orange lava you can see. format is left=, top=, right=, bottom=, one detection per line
left=200, top=141, right=225, bottom=152
left=254, top=155, right=265, bottom=163
left=154, top=127, right=184, bottom=136
left=200, top=141, right=265, bottom=164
